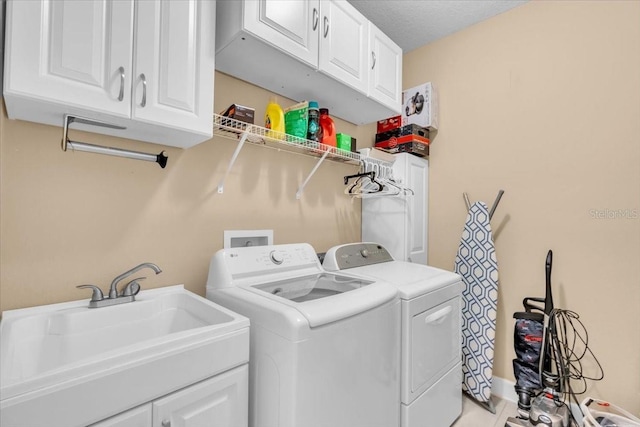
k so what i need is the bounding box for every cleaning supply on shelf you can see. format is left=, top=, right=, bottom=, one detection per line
left=284, top=101, right=308, bottom=141
left=336, top=133, right=351, bottom=152
left=319, top=108, right=336, bottom=148
left=264, top=97, right=285, bottom=138
left=307, top=101, right=320, bottom=143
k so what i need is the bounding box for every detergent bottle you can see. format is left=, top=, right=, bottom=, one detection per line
left=307, top=101, right=320, bottom=143
left=265, top=97, right=285, bottom=138
left=319, top=108, right=336, bottom=147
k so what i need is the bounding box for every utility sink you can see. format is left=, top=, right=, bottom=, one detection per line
left=0, top=285, right=250, bottom=427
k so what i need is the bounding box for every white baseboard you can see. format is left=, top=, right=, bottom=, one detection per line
left=491, top=376, right=518, bottom=403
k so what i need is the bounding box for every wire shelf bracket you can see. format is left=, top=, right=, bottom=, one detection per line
left=217, top=127, right=251, bottom=194
left=296, top=150, right=330, bottom=200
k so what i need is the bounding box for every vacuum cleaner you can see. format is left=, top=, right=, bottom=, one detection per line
left=505, top=250, right=577, bottom=427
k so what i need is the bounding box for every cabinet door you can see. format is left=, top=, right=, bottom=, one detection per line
left=318, top=0, right=368, bottom=94
left=90, top=404, right=152, bottom=427
left=4, top=0, right=133, bottom=118
left=244, top=0, right=320, bottom=67
left=369, top=23, right=402, bottom=111
left=363, top=154, right=428, bottom=263
left=152, top=365, right=248, bottom=427
left=133, top=0, right=215, bottom=137
left=403, top=154, right=428, bottom=264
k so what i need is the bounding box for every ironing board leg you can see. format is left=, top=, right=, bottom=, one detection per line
left=480, top=397, right=497, bottom=414
left=464, top=391, right=497, bottom=414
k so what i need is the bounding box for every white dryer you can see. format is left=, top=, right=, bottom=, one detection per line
left=206, top=243, right=401, bottom=427
left=324, top=242, right=463, bottom=427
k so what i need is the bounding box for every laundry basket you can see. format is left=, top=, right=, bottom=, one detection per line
left=581, top=397, right=640, bottom=427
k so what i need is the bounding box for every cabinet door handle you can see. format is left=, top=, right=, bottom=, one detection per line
left=139, top=73, right=147, bottom=108
left=161, top=420, right=171, bottom=427
left=371, top=52, right=376, bottom=70
left=117, top=66, right=125, bottom=101
left=312, top=8, right=318, bottom=31
left=323, top=16, right=329, bottom=38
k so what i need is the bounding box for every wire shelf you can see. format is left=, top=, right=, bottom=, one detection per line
left=213, top=113, right=362, bottom=164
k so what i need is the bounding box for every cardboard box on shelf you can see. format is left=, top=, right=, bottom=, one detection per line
left=375, top=134, right=430, bottom=157
left=401, top=82, right=438, bottom=130
left=376, top=115, right=401, bottom=133
left=220, top=104, right=255, bottom=124
left=375, top=124, right=429, bottom=144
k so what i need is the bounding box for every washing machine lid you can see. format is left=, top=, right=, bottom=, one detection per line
left=242, top=272, right=397, bottom=327
left=344, top=262, right=461, bottom=300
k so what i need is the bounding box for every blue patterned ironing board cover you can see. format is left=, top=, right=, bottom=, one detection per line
left=454, top=201, right=499, bottom=404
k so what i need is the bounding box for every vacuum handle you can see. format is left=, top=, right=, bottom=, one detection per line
left=523, top=297, right=545, bottom=313
left=545, top=250, right=554, bottom=314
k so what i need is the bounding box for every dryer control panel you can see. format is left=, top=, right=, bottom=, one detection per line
left=324, top=243, right=394, bottom=270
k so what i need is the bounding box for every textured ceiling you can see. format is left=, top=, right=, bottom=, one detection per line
left=348, top=0, right=529, bottom=52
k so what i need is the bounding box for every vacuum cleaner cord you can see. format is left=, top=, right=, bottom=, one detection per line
left=545, top=308, right=605, bottom=419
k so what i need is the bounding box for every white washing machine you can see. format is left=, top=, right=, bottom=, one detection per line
left=324, top=242, right=463, bottom=427
left=206, top=243, right=401, bottom=427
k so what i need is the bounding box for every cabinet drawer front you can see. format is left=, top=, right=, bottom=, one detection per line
left=4, top=0, right=133, bottom=118
left=89, top=405, right=152, bottom=427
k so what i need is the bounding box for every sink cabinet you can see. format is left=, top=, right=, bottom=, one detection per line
left=3, top=0, right=215, bottom=148
left=0, top=285, right=250, bottom=427
left=91, top=365, right=248, bottom=427
left=215, top=0, right=402, bottom=125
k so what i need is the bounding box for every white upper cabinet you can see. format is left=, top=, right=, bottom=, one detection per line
left=369, top=22, right=403, bottom=112
left=319, top=0, right=369, bottom=95
left=133, top=0, right=212, bottom=136
left=3, top=0, right=215, bottom=148
left=243, top=0, right=320, bottom=67
left=4, top=1, right=134, bottom=117
left=215, top=0, right=401, bottom=125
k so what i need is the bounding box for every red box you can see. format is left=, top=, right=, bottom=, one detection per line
left=375, top=124, right=429, bottom=144
left=376, top=115, right=401, bottom=133
left=375, top=134, right=430, bottom=157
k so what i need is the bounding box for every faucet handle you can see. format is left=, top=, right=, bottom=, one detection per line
left=121, top=277, right=145, bottom=297
left=77, top=285, right=105, bottom=302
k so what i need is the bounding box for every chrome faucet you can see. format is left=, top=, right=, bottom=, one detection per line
left=108, top=262, right=162, bottom=299
left=77, top=262, right=162, bottom=308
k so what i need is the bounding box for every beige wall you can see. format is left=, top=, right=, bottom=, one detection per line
left=0, top=72, right=370, bottom=312
left=2, top=0, right=639, bottom=416
left=404, top=0, right=639, bottom=414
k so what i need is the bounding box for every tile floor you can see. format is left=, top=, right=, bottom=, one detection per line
left=452, top=394, right=519, bottom=427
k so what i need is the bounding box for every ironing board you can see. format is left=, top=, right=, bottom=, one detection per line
left=455, top=201, right=499, bottom=412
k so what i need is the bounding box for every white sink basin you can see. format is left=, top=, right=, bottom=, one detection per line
left=0, top=285, right=249, bottom=427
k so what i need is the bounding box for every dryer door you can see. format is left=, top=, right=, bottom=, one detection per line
left=410, top=294, right=461, bottom=396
